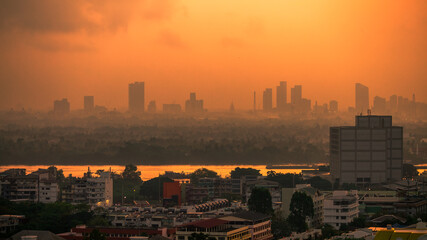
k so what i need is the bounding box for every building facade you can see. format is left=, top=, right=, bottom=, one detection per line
left=355, top=83, right=369, bottom=114
left=129, top=81, right=145, bottom=113
left=330, top=115, right=403, bottom=184
left=323, top=191, right=359, bottom=230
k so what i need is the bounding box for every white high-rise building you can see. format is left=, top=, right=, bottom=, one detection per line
left=324, top=191, right=359, bottom=230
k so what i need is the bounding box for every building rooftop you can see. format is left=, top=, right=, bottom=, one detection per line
left=9, top=230, right=65, bottom=240
left=179, top=218, right=228, bottom=228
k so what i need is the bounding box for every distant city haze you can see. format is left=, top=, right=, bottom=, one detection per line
left=0, top=0, right=426, bottom=111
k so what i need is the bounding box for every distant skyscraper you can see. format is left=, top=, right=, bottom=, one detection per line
left=330, top=115, right=403, bottom=184
left=84, top=96, right=94, bottom=112
left=147, top=100, right=156, bottom=113
left=389, top=95, right=398, bottom=113
left=53, top=98, right=70, bottom=115
left=276, top=81, right=287, bottom=111
left=262, top=88, right=273, bottom=111
left=355, top=83, right=369, bottom=114
left=291, top=85, right=302, bottom=105
left=185, top=92, right=204, bottom=113
left=329, top=100, right=338, bottom=113
left=128, top=82, right=145, bottom=113
left=373, top=96, right=386, bottom=114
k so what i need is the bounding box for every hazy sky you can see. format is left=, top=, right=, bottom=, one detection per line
left=0, top=0, right=426, bottom=111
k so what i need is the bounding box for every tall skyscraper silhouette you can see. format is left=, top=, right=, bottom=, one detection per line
left=290, top=85, right=302, bottom=105
left=128, top=82, right=145, bottom=113
left=253, top=91, right=256, bottom=112
left=276, top=81, right=287, bottom=111
left=84, top=96, right=94, bottom=112
left=355, top=83, right=369, bottom=114
left=263, top=88, right=273, bottom=111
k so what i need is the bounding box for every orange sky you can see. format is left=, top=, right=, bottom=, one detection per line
left=0, top=0, right=426, bottom=111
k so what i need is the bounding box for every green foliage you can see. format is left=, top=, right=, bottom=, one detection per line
left=113, top=178, right=143, bottom=204
left=248, top=187, right=273, bottom=214
left=0, top=199, right=100, bottom=234
left=85, top=229, right=106, bottom=240
left=188, top=232, right=215, bottom=240
left=265, top=173, right=303, bottom=188
left=122, top=164, right=142, bottom=181
left=305, top=176, right=332, bottom=191
left=139, top=176, right=174, bottom=200
left=403, top=163, right=419, bottom=179
left=230, top=167, right=261, bottom=179
left=189, top=168, right=219, bottom=184
left=288, top=191, right=314, bottom=233
left=271, top=213, right=291, bottom=239
left=88, top=216, right=110, bottom=227
left=348, top=217, right=367, bottom=228
left=321, top=224, right=338, bottom=238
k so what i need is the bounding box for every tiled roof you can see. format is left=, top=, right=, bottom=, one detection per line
left=179, top=218, right=228, bottom=228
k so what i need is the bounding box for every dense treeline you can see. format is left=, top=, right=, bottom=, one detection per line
left=0, top=119, right=330, bottom=165
left=0, top=117, right=425, bottom=165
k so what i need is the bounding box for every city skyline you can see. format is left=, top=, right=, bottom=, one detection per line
left=0, top=1, right=426, bottom=111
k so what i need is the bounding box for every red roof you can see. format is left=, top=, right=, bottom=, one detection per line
left=179, top=219, right=228, bottom=228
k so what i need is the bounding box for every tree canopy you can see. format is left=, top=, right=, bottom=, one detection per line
left=139, top=176, right=174, bottom=200
left=230, top=167, right=261, bottom=179
left=189, top=168, right=219, bottom=183
left=248, top=187, right=273, bottom=214
left=288, top=191, right=314, bottom=233
left=403, top=163, right=419, bottom=179
left=122, top=164, right=142, bottom=181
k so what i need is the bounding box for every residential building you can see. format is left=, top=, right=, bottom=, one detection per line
left=175, top=218, right=251, bottom=240
left=330, top=100, right=338, bottom=113
left=63, top=171, right=113, bottom=207
left=219, top=211, right=273, bottom=240
left=147, top=100, right=157, bottom=113
left=330, top=115, right=403, bottom=184
left=163, top=181, right=181, bottom=207
left=394, top=199, right=427, bottom=216
left=129, top=81, right=145, bottom=113
left=323, top=191, right=359, bottom=230
left=0, top=215, right=25, bottom=234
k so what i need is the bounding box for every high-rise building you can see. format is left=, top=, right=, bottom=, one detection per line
left=276, top=81, right=287, bottom=111
left=329, top=100, right=338, bottom=113
left=291, top=85, right=302, bottom=105
left=389, top=95, right=398, bottom=113
left=253, top=91, right=256, bottom=112
left=84, top=96, right=94, bottom=112
left=373, top=96, right=386, bottom=114
left=147, top=100, right=156, bottom=113
left=355, top=83, right=369, bottom=114
left=185, top=92, right=204, bottom=113
left=330, top=115, right=403, bottom=184
left=128, top=82, right=145, bottom=113
left=262, top=88, right=273, bottom=111
left=53, top=98, right=70, bottom=115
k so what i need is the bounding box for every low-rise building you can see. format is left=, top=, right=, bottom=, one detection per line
left=0, top=215, right=25, bottom=234
left=219, top=211, right=273, bottom=240
left=324, top=190, right=359, bottom=230
left=63, top=171, right=113, bottom=207
left=175, top=218, right=251, bottom=240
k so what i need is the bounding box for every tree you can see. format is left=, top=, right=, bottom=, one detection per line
left=288, top=191, right=314, bottom=233
left=230, top=167, right=261, bottom=179
left=85, top=229, right=106, bottom=240
left=305, top=176, right=332, bottom=191
left=403, top=163, right=419, bottom=179
left=271, top=213, right=291, bottom=239
left=189, top=168, right=218, bottom=184
left=266, top=173, right=303, bottom=188
left=188, top=233, right=215, bottom=240
left=122, top=164, right=142, bottom=181
left=349, top=217, right=367, bottom=228
left=248, top=187, right=273, bottom=214
left=321, top=224, right=337, bottom=238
